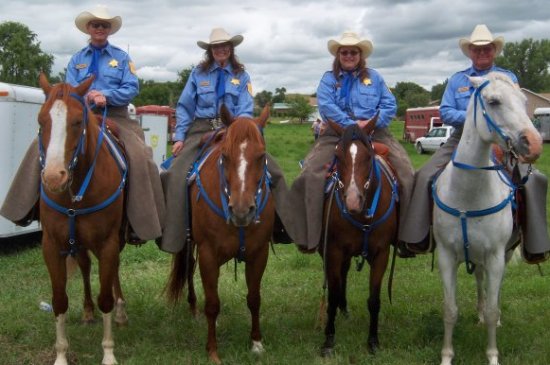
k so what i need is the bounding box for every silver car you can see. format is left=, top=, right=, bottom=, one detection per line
left=415, top=126, right=454, bottom=154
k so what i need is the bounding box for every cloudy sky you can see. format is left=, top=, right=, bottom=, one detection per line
left=2, top=0, right=550, bottom=95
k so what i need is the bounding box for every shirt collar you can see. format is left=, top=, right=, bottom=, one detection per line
left=467, top=64, right=496, bottom=77
left=85, top=42, right=113, bottom=57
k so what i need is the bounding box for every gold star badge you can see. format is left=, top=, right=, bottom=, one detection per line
left=363, top=78, right=372, bottom=85
left=109, top=59, right=119, bottom=68
left=230, top=78, right=240, bottom=85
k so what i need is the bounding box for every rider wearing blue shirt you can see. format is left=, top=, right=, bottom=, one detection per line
left=399, top=24, right=550, bottom=264
left=287, top=31, right=414, bottom=251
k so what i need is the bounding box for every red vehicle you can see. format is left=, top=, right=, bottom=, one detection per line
left=136, top=105, right=176, bottom=143
left=403, top=106, right=441, bottom=142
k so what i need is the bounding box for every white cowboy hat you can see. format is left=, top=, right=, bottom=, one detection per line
left=75, top=5, right=122, bottom=35
left=459, top=24, right=504, bottom=57
left=197, top=28, right=244, bottom=50
left=327, top=31, right=373, bottom=59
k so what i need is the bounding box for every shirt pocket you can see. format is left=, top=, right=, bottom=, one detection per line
left=197, top=85, right=216, bottom=108
left=454, top=88, right=472, bottom=111
left=103, top=66, right=123, bottom=82
left=224, top=87, right=240, bottom=107
left=357, top=86, right=380, bottom=109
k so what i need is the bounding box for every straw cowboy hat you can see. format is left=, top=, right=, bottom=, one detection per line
left=459, top=24, right=504, bottom=57
left=328, top=31, right=373, bottom=59
left=75, top=5, right=122, bottom=35
left=197, top=28, right=244, bottom=50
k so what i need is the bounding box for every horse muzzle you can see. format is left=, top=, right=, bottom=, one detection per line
left=41, top=167, right=70, bottom=193
left=228, top=203, right=257, bottom=227
left=515, top=128, right=543, bottom=164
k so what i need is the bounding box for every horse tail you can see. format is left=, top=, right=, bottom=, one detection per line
left=166, top=243, right=193, bottom=304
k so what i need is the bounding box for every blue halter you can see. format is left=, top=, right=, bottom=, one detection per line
left=39, top=93, right=127, bottom=257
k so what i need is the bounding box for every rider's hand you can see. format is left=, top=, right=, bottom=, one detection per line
left=172, top=140, right=184, bottom=156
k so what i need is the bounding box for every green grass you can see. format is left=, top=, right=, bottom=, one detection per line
left=1, top=120, right=549, bottom=365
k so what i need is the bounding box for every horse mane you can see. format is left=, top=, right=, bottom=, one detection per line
left=221, top=118, right=264, bottom=156
left=340, top=124, right=372, bottom=150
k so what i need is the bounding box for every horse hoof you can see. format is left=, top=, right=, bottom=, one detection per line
left=321, top=347, right=334, bottom=357
left=251, top=340, right=265, bottom=354
left=208, top=351, right=222, bottom=365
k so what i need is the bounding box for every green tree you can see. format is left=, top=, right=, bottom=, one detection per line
left=0, top=21, right=53, bottom=86
left=287, top=95, right=314, bottom=123
left=272, top=87, right=287, bottom=103
left=430, top=79, right=447, bottom=103
left=133, top=66, right=191, bottom=107
left=254, top=90, right=273, bottom=108
left=496, top=38, right=550, bottom=92
left=393, top=81, right=430, bottom=118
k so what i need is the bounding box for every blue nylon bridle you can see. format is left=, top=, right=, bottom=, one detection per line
left=432, top=80, right=516, bottom=274
left=329, top=135, right=398, bottom=271
left=189, top=126, right=271, bottom=263
left=39, top=92, right=127, bottom=257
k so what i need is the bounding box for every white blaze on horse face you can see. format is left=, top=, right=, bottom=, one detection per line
left=46, top=100, right=68, bottom=169
left=348, top=143, right=359, bottom=192
left=238, top=141, right=249, bottom=193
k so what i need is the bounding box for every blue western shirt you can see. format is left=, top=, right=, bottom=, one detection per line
left=174, top=63, right=253, bottom=142
left=440, top=65, right=518, bottom=127
left=66, top=42, right=139, bottom=107
left=316, top=67, right=396, bottom=129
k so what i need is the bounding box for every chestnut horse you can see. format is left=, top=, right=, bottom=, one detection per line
left=38, top=74, right=128, bottom=365
left=320, top=118, right=398, bottom=356
left=168, top=105, right=274, bottom=364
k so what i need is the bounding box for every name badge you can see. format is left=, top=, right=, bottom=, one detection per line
left=76, top=64, right=87, bottom=69
left=200, top=81, right=210, bottom=86
left=458, top=86, right=469, bottom=93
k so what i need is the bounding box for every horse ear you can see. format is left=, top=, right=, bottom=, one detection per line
left=468, top=76, right=485, bottom=89
left=219, top=104, right=234, bottom=127
left=75, top=75, right=95, bottom=97
left=328, top=119, right=343, bottom=136
left=38, top=72, right=52, bottom=96
left=257, top=105, right=270, bottom=129
left=362, top=112, right=378, bottom=135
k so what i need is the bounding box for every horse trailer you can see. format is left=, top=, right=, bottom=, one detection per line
left=0, top=82, right=44, bottom=238
left=403, top=106, right=442, bottom=142
left=533, top=107, right=550, bottom=142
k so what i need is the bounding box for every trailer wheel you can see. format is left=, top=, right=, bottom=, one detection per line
left=416, top=142, right=424, bottom=154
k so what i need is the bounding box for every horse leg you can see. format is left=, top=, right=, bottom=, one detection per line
left=198, top=250, right=222, bottom=365
left=474, top=266, right=486, bottom=325
left=338, top=257, right=351, bottom=318
left=484, top=254, right=505, bottom=365
left=112, top=267, right=128, bottom=326
left=97, top=243, right=120, bottom=365
left=77, top=250, right=95, bottom=323
left=367, top=251, right=389, bottom=354
left=42, top=235, right=70, bottom=365
left=321, top=248, right=344, bottom=357
left=187, top=251, right=198, bottom=318
left=245, top=245, right=269, bottom=355
left=438, top=249, right=458, bottom=365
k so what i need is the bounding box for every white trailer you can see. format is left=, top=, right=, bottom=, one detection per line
left=533, top=107, right=550, bottom=142
left=0, top=82, right=44, bottom=238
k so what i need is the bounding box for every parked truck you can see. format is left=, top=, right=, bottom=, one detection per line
left=403, top=106, right=442, bottom=142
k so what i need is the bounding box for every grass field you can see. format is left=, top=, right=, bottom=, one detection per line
left=1, top=120, right=549, bottom=365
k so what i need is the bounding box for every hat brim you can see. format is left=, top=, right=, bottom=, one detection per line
left=459, top=36, right=504, bottom=57
left=328, top=39, right=373, bottom=59
left=75, top=12, right=122, bottom=35
left=197, top=35, right=244, bottom=50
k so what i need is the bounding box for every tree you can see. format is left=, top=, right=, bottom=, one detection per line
left=430, top=79, right=447, bottom=103
left=254, top=90, right=273, bottom=108
left=272, top=87, right=287, bottom=103
left=496, top=38, right=550, bottom=92
left=287, top=95, right=314, bottom=123
left=393, top=81, right=430, bottom=118
left=133, top=66, right=191, bottom=107
left=0, top=21, right=53, bottom=86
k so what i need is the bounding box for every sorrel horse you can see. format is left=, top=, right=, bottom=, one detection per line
left=37, top=74, right=128, bottom=365
left=167, top=105, right=274, bottom=364
left=319, top=118, right=398, bottom=356
left=432, top=72, right=543, bottom=365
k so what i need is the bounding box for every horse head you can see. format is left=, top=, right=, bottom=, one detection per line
left=329, top=114, right=378, bottom=215
left=219, top=104, right=270, bottom=227
left=37, top=73, right=95, bottom=194
left=469, top=72, right=542, bottom=163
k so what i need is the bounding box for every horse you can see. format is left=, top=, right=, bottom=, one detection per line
left=432, top=72, right=543, bottom=365
left=37, top=73, right=128, bottom=365
left=319, top=117, right=398, bottom=356
left=167, top=105, right=275, bottom=364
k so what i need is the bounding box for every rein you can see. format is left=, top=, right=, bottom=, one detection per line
left=190, top=127, right=271, bottom=263
left=433, top=80, right=518, bottom=274
left=39, top=93, right=127, bottom=257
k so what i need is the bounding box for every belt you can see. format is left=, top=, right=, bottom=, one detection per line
left=195, top=117, right=223, bottom=129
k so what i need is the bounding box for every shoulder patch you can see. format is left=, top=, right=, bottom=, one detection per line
left=247, top=82, right=253, bottom=95
left=129, top=61, right=137, bottom=75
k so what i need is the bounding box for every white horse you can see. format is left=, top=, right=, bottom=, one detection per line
left=432, top=72, right=543, bottom=365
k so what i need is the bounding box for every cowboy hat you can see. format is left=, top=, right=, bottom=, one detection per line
left=328, top=31, right=373, bottom=58
left=197, top=28, right=244, bottom=50
left=459, top=24, right=504, bottom=57
left=75, top=5, right=122, bottom=35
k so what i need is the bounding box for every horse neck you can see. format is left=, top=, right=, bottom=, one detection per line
left=454, top=106, right=493, bottom=168
left=71, top=117, right=108, bottom=186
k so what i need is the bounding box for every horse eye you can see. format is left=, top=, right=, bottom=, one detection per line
left=487, top=98, right=500, bottom=106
